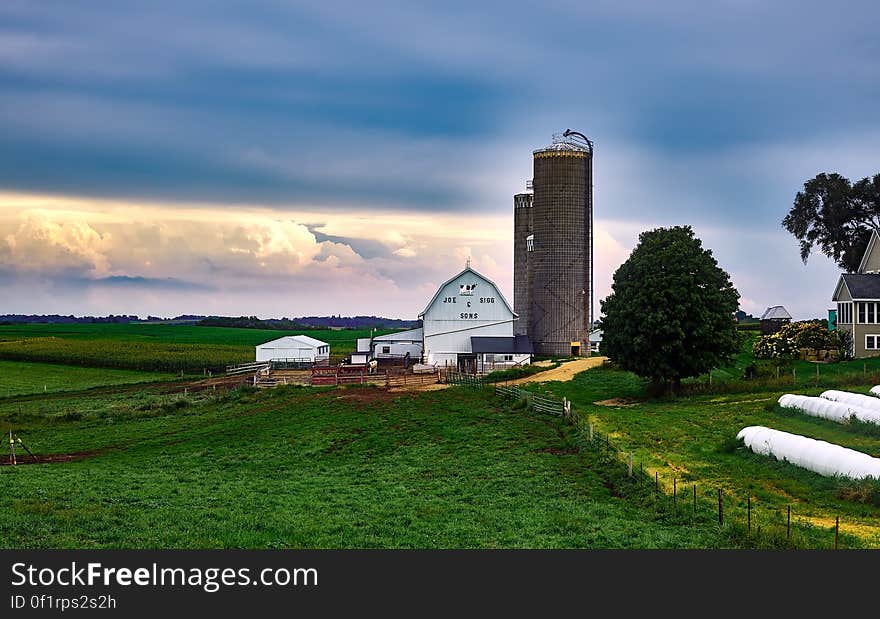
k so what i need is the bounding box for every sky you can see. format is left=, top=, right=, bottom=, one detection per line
left=1, top=0, right=879, bottom=319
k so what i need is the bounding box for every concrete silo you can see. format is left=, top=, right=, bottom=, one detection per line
left=513, top=191, right=533, bottom=336
left=516, top=130, right=593, bottom=357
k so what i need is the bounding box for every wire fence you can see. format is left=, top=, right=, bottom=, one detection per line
left=445, top=379, right=852, bottom=549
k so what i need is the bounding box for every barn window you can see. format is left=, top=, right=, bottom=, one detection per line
left=526, top=234, right=534, bottom=252
left=382, top=346, right=391, bottom=354
left=504, top=354, right=513, bottom=361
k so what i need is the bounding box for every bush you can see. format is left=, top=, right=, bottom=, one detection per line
left=753, top=321, right=843, bottom=361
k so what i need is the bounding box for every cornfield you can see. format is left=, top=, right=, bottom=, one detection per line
left=0, top=337, right=251, bottom=373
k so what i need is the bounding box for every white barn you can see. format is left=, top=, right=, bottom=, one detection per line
left=420, top=266, right=531, bottom=372
left=255, top=335, right=330, bottom=363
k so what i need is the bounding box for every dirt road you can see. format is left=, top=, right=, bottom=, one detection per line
left=505, top=357, right=607, bottom=385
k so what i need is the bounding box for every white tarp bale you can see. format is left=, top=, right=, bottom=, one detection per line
left=870, top=385, right=880, bottom=398
left=821, top=390, right=880, bottom=412
left=777, top=394, right=880, bottom=426
left=737, top=426, right=880, bottom=480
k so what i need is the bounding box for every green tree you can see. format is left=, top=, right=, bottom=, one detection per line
left=600, top=226, right=740, bottom=393
left=782, top=172, right=880, bottom=272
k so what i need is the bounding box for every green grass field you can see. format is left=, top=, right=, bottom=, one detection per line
left=0, top=324, right=398, bottom=373
left=534, top=364, right=880, bottom=545
left=0, top=361, right=173, bottom=398
left=0, top=385, right=746, bottom=549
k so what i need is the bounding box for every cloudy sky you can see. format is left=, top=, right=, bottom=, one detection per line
left=2, top=1, right=878, bottom=319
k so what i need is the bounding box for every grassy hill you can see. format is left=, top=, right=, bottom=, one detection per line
left=532, top=363, right=880, bottom=547
left=2, top=384, right=742, bottom=549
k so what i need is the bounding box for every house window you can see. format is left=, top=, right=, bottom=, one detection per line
left=504, top=354, right=513, bottom=361
left=838, top=302, right=853, bottom=325
left=526, top=234, right=534, bottom=252
left=867, top=335, right=879, bottom=350
left=382, top=346, right=391, bottom=354
left=870, top=304, right=877, bottom=324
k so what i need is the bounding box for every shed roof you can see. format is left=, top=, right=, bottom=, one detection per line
left=256, top=335, right=329, bottom=349
left=373, top=327, right=423, bottom=342
left=840, top=273, right=880, bottom=300
left=470, top=335, right=533, bottom=355
left=760, top=306, right=792, bottom=320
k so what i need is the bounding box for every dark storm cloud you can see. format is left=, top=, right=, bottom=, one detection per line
left=1, top=0, right=878, bottom=218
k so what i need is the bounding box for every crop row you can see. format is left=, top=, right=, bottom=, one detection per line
left=0, top=337, right=252, bottom=373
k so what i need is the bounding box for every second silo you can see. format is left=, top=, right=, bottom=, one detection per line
left=528, top=130, right=593, bottom=357
left=513, top=191, right=533, bottom=336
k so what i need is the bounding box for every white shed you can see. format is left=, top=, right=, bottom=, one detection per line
left=372, top=327, right=423, bottom=360
left=420, top=265, right=528, bottom=372
left=255, top=335, right=330, bottom=363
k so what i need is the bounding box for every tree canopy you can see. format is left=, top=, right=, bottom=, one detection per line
left=783, top=172, right=880, bottom=272
left=600, top=226, right=740, bottom=392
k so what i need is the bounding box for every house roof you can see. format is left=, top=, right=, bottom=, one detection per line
left=470, top=335, right=533, bottom=355
left=760, top=306, right=792, bottom=320
left=256, top=335, right=328, bottom=349
left=858, top=229, right=880, bottom=273
left=373, top=327, right=423, bottom=342
left=839, top=273, right=880, bottom=300
left=418, top=266, right=516, bottom=318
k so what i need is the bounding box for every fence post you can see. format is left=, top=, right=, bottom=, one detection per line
left=835, top=516, right=839, bottom=550
left=747, top=496, right=751, bottom=533
left=673, top=477, right=677, bottom=513
left=787, top=506, right=791, bottom=541
left=693, top=484, right=697, bottom=518
left=588, top=423, right=594, bottom=443
left=718, top=489, right=723, bottom=526
left=627, top=452, right=633, bottom=477
left=655, top=472, right=658, bottom=494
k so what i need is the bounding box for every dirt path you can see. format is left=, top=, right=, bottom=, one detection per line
left=505, top=357, right=607, bottom=385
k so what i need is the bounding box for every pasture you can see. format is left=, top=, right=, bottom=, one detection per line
left=0, top=361, right=173, bottom=398
left=1, top=385, right=738, bottom=549
left=535, top=364, right=880, bottom=546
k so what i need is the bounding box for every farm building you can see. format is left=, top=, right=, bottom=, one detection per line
left=833, top=229, right=880, bottom=358
left=471, top=335, right=533, bottom=373
left=420, top=265, right=532, bottom=372
left=759, top=305, right=791, bottom=335
left=350, top=338, right=372, bottom=365
left=255, top=335, right=330, bottom=363
left=371, top=328, right=423, bottom=362
left=589, top=328, right=602, bottom=354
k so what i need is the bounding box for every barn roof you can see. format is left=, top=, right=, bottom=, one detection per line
left=373, top=327, right=423, bottom=342
left=760, top=306, right=792, bottom=320
left=418, top=266, right=515, bottom=318
left=839, top=273, right=880, bottom=300
left=470, top=335, right=533, bottom=354
left=256, top=335, right=329, bottom=349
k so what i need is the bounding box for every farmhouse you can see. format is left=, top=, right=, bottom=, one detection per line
left=833, top=229, right=880, bottom=359
left=420, top=265, right=532, bottom=372
left=255, top=335, right=330, bottom=363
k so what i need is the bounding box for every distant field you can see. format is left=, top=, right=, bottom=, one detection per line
left=0, top=361, right=172, bottom=398
left=0, top=324, right=399, bottom=373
